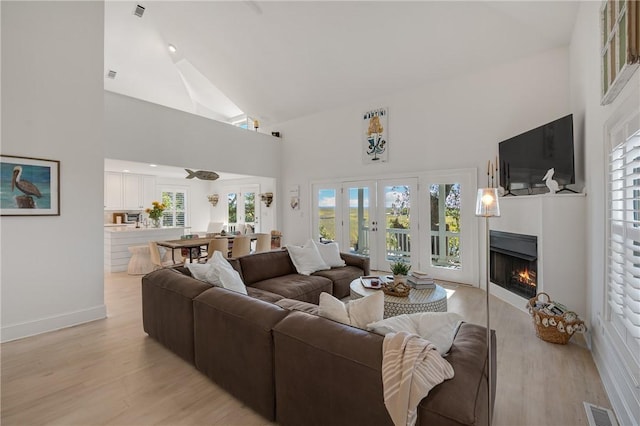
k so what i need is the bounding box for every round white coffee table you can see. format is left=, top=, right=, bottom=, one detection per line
left=350, top=278, right=447, bottom=318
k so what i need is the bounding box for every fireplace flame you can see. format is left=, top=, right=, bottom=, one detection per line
left=514, top=268, right=536, bottom=287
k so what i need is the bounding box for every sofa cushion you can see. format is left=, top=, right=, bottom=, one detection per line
left=312, top=265, right=365, bottom=299
left=193, top=287, right=290, bottom=421
left=286, top=240, right=330, bottom=275
left=251, top=274, right=332, bottom=304
left=319, top=291, right=384, bottom=329
left=238, top=250, right=297, bottom=285
left=247, top=287, right=285, bottom=303
left=206, top=251, right=248, bottom=295
left=275, top=298, right=320, bottom=315
left=273, top=311, right=392, bottom=426
left=313, top=240, right=346, bottom=267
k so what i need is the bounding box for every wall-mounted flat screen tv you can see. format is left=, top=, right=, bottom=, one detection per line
left=499, top=114, right=575, bottom=194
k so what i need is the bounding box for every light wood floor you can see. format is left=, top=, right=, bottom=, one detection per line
left=1, top=273, right=611, bottom=425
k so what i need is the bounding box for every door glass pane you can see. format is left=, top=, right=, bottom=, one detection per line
left=348, top=186, right=370, bottom=255
left=228, top=193, right=237, bottom=225
left=384, top=185, right=411, bottom=262
left=318, top=188, right=337, bottom=242
left=429, top=183, right=461, bottom=269
left=244, top=192, right=255, bottom=223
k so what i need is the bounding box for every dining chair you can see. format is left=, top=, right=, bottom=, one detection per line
left=231, top=235, right=251, bottom=258
left=206, top=238, right=229, bottom=260
left=149, top=241, right=179, bottom=269
left=254, top=233, right=271, bottom=253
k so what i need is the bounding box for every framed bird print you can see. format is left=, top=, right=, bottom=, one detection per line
left=0, top=155, right=60, bottom=216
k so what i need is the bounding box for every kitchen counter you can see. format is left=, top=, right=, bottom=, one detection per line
left=104, top=226, right=191, bottom=232
left=104, top=226, right=191, bottom=273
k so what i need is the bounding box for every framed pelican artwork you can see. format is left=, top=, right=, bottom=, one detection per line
left=0, top=155, right=60, bottom=216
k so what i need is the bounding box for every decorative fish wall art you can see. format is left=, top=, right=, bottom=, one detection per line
left=185, top=169, right=219, bottom=181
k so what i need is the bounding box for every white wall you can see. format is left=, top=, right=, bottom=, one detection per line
left=1, top=1, right=106, bottom=341
left=276, top=47, right=573, bottom=245
left=570, top=2, right=640, bottom=425
left=104, top=91, right=282, bottom=178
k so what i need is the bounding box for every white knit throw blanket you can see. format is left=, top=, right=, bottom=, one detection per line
left=382, top=331, right=455, bottom=426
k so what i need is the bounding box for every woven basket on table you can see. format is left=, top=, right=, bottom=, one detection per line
left=382, top=282, right=410, bottom=297
left=526, top=292, right=586, bottom=345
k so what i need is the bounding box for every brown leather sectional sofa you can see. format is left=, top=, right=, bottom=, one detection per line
left=141, top=249, right=496, bottom=426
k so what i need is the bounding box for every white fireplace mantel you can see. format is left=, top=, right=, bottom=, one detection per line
left=489, top=193, right=587, bottom=317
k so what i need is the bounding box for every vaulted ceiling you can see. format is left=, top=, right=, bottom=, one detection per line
left=104, top=1, right=580, bottom=127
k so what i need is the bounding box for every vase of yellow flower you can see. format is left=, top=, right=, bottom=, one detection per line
left=146, top=201, right=166, bottom=228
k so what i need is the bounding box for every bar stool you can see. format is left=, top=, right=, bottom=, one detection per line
left=127, top=245, right=155, bottom=275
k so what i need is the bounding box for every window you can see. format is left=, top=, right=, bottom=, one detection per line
left=607, top=126, right=640, bottom=367
left=161, top=189, right=186, bottom=227
left=600, top=0, right=639, bottom=105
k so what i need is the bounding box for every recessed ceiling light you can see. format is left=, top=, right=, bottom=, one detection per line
left=149, top=164, right=157, bottom=167
left=168, top=44, right=177, bottom=53
left=123, top=169, right=130, bottom=173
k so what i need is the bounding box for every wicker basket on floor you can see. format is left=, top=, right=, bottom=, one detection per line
left=526, top=292, right=586, bottom=345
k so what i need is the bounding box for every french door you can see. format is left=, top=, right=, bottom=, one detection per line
left=226, top=185, right=260, bottom=232
left=313, top=170, right=477, bottom=284
left=313, top=178, right=418, bottom=271
left=418, top=170, right=478, bottom=285
left=376, top=179, right=418, bottom=271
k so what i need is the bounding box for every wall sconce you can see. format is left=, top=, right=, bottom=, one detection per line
left=207, top=194, right=219, bottom=206
left=260, top=192, right=273, bottom=207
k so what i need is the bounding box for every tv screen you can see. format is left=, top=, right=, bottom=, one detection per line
left=499, top=114, right=574, bottom=194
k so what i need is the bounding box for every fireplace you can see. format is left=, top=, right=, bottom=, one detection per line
left=490, top=231, right=538, bottom=299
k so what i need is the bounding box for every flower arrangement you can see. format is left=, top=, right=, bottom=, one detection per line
left=145, top=201, right=166, bottom=220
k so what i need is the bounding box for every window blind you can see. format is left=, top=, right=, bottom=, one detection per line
left=608, top=129, right=640, bottom=349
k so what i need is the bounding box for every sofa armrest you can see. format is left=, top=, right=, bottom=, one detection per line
left=141, top=268, right=212, bottom=364
left=340, top=252, right=370, bottom=275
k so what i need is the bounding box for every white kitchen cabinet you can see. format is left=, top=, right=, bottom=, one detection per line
left=104, top=172, right=123, bottom=210
left=123, top=174, right=157, bottom=210
left=105, top=172, right=156, bottom=210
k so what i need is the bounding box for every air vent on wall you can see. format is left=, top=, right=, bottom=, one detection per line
left=133, top=4, right=145, bottom=18
left=583, top=402, right=618, bottom=426
left=106, top=70, right=117, bottom=79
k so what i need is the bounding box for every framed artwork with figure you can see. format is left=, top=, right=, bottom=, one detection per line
left=0, top=154, right=60, bottom=216
left=363, top=107, right=389, bottom=163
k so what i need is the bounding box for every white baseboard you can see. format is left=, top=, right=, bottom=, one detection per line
left=1, top=304, right=107, bottom=343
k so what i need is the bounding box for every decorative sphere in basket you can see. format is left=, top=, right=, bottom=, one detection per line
left=382, top=281, right=411, bottom=297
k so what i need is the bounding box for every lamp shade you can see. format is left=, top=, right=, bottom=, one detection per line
left=475, top=188, right=500, bottom=217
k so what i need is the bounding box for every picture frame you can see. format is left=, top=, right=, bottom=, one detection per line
left=362, top=107, right=389, bottom=164
left=0, top=155, right=60, bottom=216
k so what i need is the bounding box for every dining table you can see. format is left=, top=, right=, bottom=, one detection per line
left=156, top=234, right=259, bottom=264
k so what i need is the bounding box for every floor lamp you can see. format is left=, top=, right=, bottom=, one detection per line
left=475, top=188, right=500, bottom=426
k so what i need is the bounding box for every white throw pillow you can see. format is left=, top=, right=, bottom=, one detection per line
left=205, top=251, right=248, bottom=295
left=313, top=240, right=346, bottom=267
left=367, top=312, right=463, bottom=355
left=286, top=240, right=330, bottom=275
left=186, top=263, right=213, bottom=282
left=318, top=291, right=384, bottom=329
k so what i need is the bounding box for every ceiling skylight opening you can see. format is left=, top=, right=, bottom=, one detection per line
left=149, top=164, right=158, bottom=167
left=133, top=4, right=145, bottom=18
left=168, top=44, right=177, bottom=53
